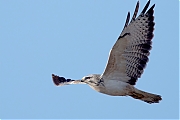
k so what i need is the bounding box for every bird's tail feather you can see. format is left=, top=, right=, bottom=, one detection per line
left=129, top=88, right=162, bottom=104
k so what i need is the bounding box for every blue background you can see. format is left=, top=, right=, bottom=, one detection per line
left=0, top=0, right=179, bottom=119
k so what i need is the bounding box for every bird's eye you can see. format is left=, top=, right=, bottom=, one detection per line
left=85, top=77, right=91, bottom=79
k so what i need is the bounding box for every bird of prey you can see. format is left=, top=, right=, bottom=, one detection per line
left=52, top=0, right=162, bottom=104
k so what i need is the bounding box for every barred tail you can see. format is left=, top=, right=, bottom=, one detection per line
left=129, top=88, right=162, bottom=104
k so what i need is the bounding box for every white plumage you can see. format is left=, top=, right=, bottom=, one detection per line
left=52, top=0, right=162, bottom=104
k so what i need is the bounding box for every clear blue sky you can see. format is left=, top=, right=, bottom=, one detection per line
left=0, top=0, right=179, bottom=119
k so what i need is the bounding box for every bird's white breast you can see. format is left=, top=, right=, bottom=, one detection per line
left=90, top=80, right=132, bottom=96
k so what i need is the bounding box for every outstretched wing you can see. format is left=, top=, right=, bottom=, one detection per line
left=101, top=0, right=155, bottom=85
left=52, top=74, right=85, bottom=86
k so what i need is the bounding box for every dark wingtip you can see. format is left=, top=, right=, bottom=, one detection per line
left=52, top=74, right=60, bottom=86
left=141, top=0, right=150, bottom=14
left=152, top=4, right=155, bottom=9
left=123, top=12, right=130, bottom=30
left=147, top=4, right=155, bottom=13
left=131, top=0, right=139, bottom=22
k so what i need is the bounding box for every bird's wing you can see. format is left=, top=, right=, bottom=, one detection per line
left=52, top=74, right=85, bottom=86
left=101, top=0, right=155, bottom=85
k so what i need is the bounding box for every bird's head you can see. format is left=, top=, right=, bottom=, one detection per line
left=81, top=74, right=101, bottom=86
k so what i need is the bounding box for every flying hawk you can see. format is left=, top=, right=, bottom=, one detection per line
left=52, top=0, right=162, bottom=104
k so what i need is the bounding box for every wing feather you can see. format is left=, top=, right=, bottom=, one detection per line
left=123, top=12, right=130, bottom=30
left=130, top=1, right=139, bottom=23
left=101, top=0, right=155, bottom=85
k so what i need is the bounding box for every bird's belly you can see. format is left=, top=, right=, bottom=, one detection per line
left=95, top=80, right=132, bottom=96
